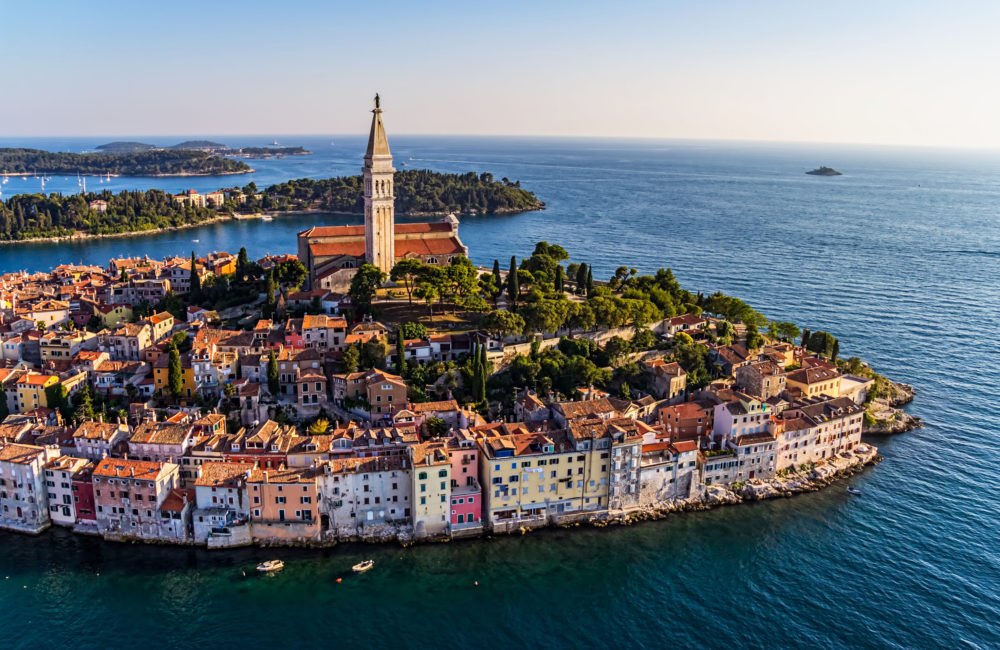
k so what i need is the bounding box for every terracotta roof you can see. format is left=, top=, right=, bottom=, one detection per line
left=0, top=443, right=46, bottom=464
left=93, top=458, right=166, bottom=479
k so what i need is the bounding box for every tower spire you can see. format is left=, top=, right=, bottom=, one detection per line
left=363, top=95, right=395, bottom=273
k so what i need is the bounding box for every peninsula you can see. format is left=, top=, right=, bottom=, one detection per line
left=0, top=97, right=913, bottom=551
left=0, top=148, right=251, bottom=177
left=0, top=169, right=543, bottom=242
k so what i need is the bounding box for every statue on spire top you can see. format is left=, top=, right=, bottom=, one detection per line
left=375, top=93, right=380, bottom=109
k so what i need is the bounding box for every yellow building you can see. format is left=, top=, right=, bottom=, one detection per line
left=98, top=304, right=134, bottom=328
left=475, top=422, right=612, bottom=533
left=14, top=373, right=59, bottom=413
left=153, top=352, right=196, bottom=398
left=409, top=441, right=451, bottom=540
left=786, top=366, right=842, bottom=399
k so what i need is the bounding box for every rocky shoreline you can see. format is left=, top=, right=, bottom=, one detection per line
left=593, top=445, right=880, bottom=528
left=863, top=379, right=923, bottom=435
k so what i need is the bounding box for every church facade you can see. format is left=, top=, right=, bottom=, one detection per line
left=298, top=97, right=468, bottom=292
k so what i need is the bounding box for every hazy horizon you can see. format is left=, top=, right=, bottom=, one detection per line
left=1, top=0, right=997, bottom=149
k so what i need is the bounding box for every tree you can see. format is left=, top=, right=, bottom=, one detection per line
left=745, top=324, right=764, bottom=351
left=801, top=328, right=811, bottom=348
left=73, top=382, right=95, bottom=423
left=400, top=322, right=429, bottom=339
left=236, top=246, right=250, bottom=271
left=0, top=388, right=7, bottom=421
left=575, top=262, right=588, bottom=293
left=342, top=344, right=361, bottom=373
left=506, top=255, right=519, bottom=309
left=555, top=265, right=564, bottom=293
left=266, top=349, right=280, bottom=395
left=189, top=251, right=201, bottom=301
left=168, top=344, right=184, bottom=399
left=308, top=417, right=330, bottom=435
left=807, top=331, right=838, bottom=358
left=565, top=302, right=596, bottom=336
left=45, top=383, right=70, bottom=419
left=604, top=336, right=631, bottom=365
left=586, top=266, right=594, bottom=297
left=520, top=298, right=570, bottom=335
left=425, top=416, right=449, bottom=438
left=274, top=259, right=307, bottom=292
left=264, top=269, right=277, bottom=318
left=480, top=309, right=525, bottom=340
left=831, top=339, right=840, bottom=362
left=349, top=263, right=387, bottom=315
left=492, top=259, right=502, bottom=295
left=391, top=258, right=425, bottom=305
left=36, top=320, right=46, bottom=333
left=414, top=282, right=438, bottom=319
left=120, top=268, right=128, bottom=283
left=395, top=328, right=405, bottom=374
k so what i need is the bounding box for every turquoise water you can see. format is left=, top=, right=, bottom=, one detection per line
left=0, top=137, right=998, bottom=648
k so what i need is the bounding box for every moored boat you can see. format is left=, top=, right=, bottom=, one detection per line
left=352, top=560, right=374, bottom=573
left=846, top=487, right=862, bottom=495
left=256, top=559, right=284, bottom=573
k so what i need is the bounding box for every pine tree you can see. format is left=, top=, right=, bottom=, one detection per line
left=189, top=251, right=201, bottom=301
left=506, top=255, right=519, bottom=310
left=267, top=349, right=280, bottom=395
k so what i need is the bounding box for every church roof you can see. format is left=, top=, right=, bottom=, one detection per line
left=299, top=222, right=454, bottom=239
left=310, top=232, right=465, bottom=259
left=365, top=96, right=391, bottom=158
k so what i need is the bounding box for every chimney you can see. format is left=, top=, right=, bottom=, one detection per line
left=129, top=467, right=134, bottom=477
left=98, top=413, right=103, bottom=423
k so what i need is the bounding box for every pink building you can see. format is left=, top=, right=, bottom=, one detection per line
left=446, top=430, right=482, bottom=532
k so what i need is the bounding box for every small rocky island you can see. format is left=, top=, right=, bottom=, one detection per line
left=806, top=166, right=843, bottom=176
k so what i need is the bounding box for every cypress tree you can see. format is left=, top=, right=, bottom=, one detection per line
left=478, top=359, right=487, bottom=403
left=168, top=344, right=183, bottom=399
left=507, top=255, right=519, bottom=310
left=586, top=266, right=594, bottom=297
left=492, top=259, right=501, bottom=290
left=237, top=246, right=249, bottom=271
left=555, top=265, right=564, bottom=293
left=395, top=328, right=405, bottom=375
left=189, top=251, right=201, bottom=301
left=264, top=269, right=276, bottom=317
left=576, top=262, right=588, bottom=293
left=267, top=349, right=280, bottom=395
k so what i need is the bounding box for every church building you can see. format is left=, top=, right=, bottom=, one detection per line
left=297, top=96, right=468, bottom=291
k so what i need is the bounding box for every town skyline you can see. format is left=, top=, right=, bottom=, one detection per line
left=1, top=1, right=998, bottom=148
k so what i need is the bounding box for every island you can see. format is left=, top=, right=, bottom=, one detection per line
left=806, top=166, right=843, bottom=176
left=0, top=148, right=252, bottom=177
left=0, top=169, right=544, bottom=241
left=96, top=141, right=312, bottom=158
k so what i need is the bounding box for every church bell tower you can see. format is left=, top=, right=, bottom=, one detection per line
left=364, top=93, right=396, bottom=274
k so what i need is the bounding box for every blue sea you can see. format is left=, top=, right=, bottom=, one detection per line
left=0, top=135, right=998, bottom=648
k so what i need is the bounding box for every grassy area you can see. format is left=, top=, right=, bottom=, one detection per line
left=375, top=298, right=481, bottom=333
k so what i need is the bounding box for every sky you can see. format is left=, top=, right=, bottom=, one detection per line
left=0, top=0, right=997, bottom=147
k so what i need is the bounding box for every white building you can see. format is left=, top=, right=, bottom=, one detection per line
left=319, top=455, right=412, bottom=538
left=44, top=455, right=90, bottom=526
left=0, top=443, right=57, bottom=532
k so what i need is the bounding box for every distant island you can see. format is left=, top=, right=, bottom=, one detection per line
left=96, top=141, right=312, bottom=158
left=806, top=166, right=842, bottom=176
left=0, top=148, right=252, bottom=177
left=0, top=169, right=543, bottom=241
left=265, top=170, right=543, bottom=216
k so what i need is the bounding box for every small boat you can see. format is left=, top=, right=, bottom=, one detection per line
left=256, top=559, right=284, bottom=573
left=352, top=560, right=374, bottom=573
left=846, top=487, right=862, bottom=495
left=191, top=239, right=199, bottom=243
left=261, top=215, right=273, bottom=222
